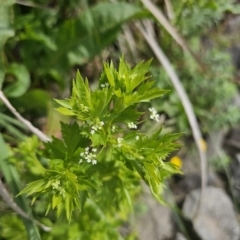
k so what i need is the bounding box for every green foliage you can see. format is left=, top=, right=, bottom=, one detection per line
left=0, top=215, right=27, bottom=240
left=5, top=1, right=143, bottom=88
left=18, top=57, right=181, bottom=226
left=151, top=0, right=240, bottom=134
left=152, top=38, right=240, bottom=133
left=0, top=0, right=14, bottom=86
left=3, top=63, right=30, bottom=98
left=2, top=0, right=238, bottom=239
left=174, top=0, right=240, bottom=36
left=0, top=134, right=41, bottom=240
left=0, top=3, right=41, bottom=239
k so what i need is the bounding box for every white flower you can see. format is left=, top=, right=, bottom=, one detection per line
left=117, top=137, right=123, bottom=147
left=135, top=136, right=139, bottom=141
left=100, top=83, right=109, bottom=88
left=112, top=125, right=116, bottom=132
left=91, top=122, right=104, bottom=132
left=149, top=107, right=160, bottom=122
left=117, top=137, right=123, bottom=143
left=128, top=122, right=137, bottom=129
left=88, top=153, right=96, bottom=159
left=92, top=125, right=98, bottom=131
left=52, top=180, right=60, bottom=190
left=79, top=147, right=98, bottom=165
left=92, top=160, right=97, bottom=165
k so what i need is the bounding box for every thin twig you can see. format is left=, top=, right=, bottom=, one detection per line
left=164, top=0, right=174, bottom=20
left=136, top=21, right=207, bottom=219
left=140, top=0, right=206, bottom=73
left=0, top=179, right=51, bottom=231
left=0, top=90, right=50, bottom=142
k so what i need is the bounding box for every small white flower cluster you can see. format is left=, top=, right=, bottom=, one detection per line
left=149, top=107, right=159, bottom=122
left=52, top=180, right=66, bottom=195
left=127, top=122, right=137, bottom=129
left=100, top=82, right=109, bottom=88
left=79, top=147, right=97, bottom=165
left=112, top=125, right=116, bottom=132
left=135, top=136, right=140, bottom=141
left=117, top=137, right=123, bottom=147
left=90, top=121, right=104, bottom=135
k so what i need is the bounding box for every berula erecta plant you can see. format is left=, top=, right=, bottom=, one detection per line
left=18, top=57, right=181, bottom=221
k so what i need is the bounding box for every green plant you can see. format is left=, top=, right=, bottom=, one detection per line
left=6, top=57, right=181, bottom=238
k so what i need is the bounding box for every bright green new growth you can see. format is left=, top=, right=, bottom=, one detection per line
left=18, top=57, right=181, bottom=221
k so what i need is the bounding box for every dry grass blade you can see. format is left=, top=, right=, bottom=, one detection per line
left=0, top=179, right=51, bottom=231
left=0, top=90, right=50, bottom=142
left=164, top=0, right=174, bottom=20
left=140, top=0, right=205, bottom=73
left=136, top=21, right=207, bottom=218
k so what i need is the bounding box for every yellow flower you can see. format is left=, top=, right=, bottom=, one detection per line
left=170, top=156, right=182, bottom=169
left=199, top=138, right=207, bottom=152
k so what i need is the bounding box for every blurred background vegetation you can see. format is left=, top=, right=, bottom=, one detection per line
left=1, top=0, right=240, bottom=239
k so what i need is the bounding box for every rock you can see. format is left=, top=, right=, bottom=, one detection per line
left=229, top=156, right=240, bottom=199
left=183, top=187, right=240, bottom=240
left=136, top=186, right=174, bottom=240
left=175, top=232, right=188, bottom=240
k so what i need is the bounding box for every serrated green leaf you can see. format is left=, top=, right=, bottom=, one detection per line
left=45, top=203, right=51, bottom=217
left=138, top=88, right=169, bottom=102
left=91, top=88, right=113, bottom=117
left=43, top=136, right=67, bottom=159
left=79, top=191, right=88, bottom=210
left=118, top=56, right=131, bottom=91
left=129, top=59, right=152, bottom=91
left=144, top=162, right=165, bottom=204
left=90, top=133, right=106, bottom=146
left=151, top=127, right=163, bottom=140
left=113, top=107, right=143, bottom=123
left=123, top=187, right=133, bottom=210
left=61, top=122, right=82, bottom=155
left=52, top=194, right=61, bottom=209
left=31, top=193, right=41, bottom=205
left=54, top=99, right=72, bottom=109
left=56, top=201, right=64, bottom=218
left=65, top=194, right=73, bottom=221
left=55, top=107, right=75, bottom=116
left=161, top=162, right=182, bottom=175
left=78, top=179, right=98, bottom=190
left=124, top=93, right=139, bottom=106
left=104, top=62, right=116, bottom=87
left=73, top=71, right=92, bottom=109
left=17, top=179, right=46, bottom=196
left=137, top=80, right=155, bottom=95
